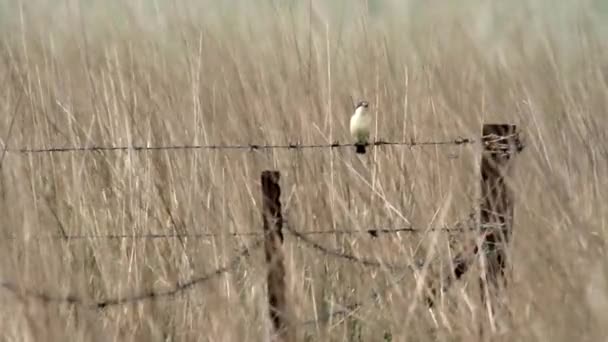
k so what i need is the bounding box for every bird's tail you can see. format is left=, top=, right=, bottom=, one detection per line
left=355, top=144, right=366, bottom=154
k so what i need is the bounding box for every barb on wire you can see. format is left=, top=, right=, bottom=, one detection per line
left=0, top=237, right=264, bottom=309
left=9, top=137, right=476, bottom=154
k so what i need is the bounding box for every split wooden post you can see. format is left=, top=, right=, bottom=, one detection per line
left=261, top=170, right=289, bottom=341
left=478, top=124, right=522, bottom=306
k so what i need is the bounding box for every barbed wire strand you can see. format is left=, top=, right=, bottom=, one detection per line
left=0, top=134, right=522, bottom=331
left=296, top=232, right=510, bottom=326
left=0, top=237, right=264, bottom=309
left=297, top=248, right=425, bottom=327
left=2, top=225, right=471, bottom=241
left=0, top=220, right=470, bottom=312
left=295, top=239, right=476, bottom=328
left=9, top=137, right=476, bottom=154
left=6, top=132, right=527, bottom=155
left=283, top=207, right=478, bottom=272
left=0, top=212, right=488, bottom=321
left=294, top=208, right=481, bottom=327
left=284, top=224, right=413, bottom=272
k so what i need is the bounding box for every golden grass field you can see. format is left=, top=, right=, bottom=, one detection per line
left=0, top=0, right=607, bottom=341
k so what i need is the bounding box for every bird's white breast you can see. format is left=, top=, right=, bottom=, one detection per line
left=350, top=109, right=371, bottom=136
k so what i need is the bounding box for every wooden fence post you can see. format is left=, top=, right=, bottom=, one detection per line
left=424, top=123, right=522, bottom=309
left=261, top=170, right=290, bottom=341
left=478, top=124, right=521, bottom=313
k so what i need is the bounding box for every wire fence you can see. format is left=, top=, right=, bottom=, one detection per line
left=2, top=225, right=475, bottom=241
left=0, top=222, right=443, bottom=328
left=0, top=198, right=480, bottom=303
left=0, top=135, right=482, bottom=311
left=0, top=130, right=523, bottom=334
left=285, top=224, right=413, bottom=271
left=5, top=137, right=476, bottom=154
left=0, top=212, right=479, bottom=307
left=0, top=235, right=412, bottom=332
left=0, top=224, right=429, bottom=328
left=1, top=237, right=265, bottom=309
left=0, top=225, right=417, bottom=306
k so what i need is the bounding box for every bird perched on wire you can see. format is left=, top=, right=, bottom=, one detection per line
left=349, top=100, right=371, bottom=154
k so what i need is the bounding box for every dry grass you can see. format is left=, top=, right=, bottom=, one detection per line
left=0, top=0, right=606, bottom=341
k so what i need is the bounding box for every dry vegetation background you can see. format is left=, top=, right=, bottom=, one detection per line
left=0, top=0, right=607, bottom=341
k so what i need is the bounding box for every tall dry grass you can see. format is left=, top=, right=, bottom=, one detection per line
left=0, top=0, right=606, bottom=341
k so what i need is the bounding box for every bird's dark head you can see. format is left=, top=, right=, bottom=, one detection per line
left=355, top=100, right=369, bottom=109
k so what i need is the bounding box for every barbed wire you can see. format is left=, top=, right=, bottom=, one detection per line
left=296, top=243, right=430, bottom=327
left=0, top=206, right=485, bottom=319
left=7, top=137, right=476, bottom=154
left=0, top=237, right=264, bottom=309
left=0, top=226, right=491, bottom=330
left=285, top=208, right=484, bottom=324
left=294, top=230, right=487, bottom=327
left=2, top=225, right=474, bottom=241
left=0, top=219, right=485, bottom=307
left=288, top=223, right=503, bottom=272
left=4, top=132, right=529, bottom=155
left=294, top=226, right=508, bottom=317
left=284, top=224, right=416, bottom=272
left=0, top=132, right=521, bottom=333
left=297, top=242, right=486, bottom=328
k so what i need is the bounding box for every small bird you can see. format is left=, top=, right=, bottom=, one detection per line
left=349, top=100, right=371, bottom=154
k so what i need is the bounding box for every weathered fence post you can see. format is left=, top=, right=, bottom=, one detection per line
left=424, top=123, right=522, bottom=311
left=479, top=124, right=519, bottom=287
left=478, top=123, right=522, bottom=319
left=261, top=170, right=290, bottom=341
